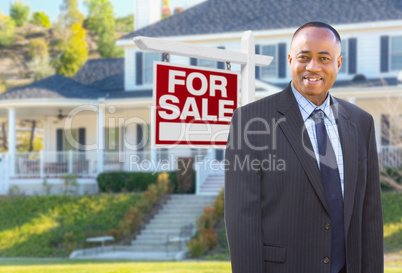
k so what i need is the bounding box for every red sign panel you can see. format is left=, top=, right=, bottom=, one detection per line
left=153, top=62, right=239, bottom=147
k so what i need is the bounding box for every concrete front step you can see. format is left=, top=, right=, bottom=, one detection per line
left=125, top=244, right=185, bottom=252
left=200, top=184, right=224, bottom=188
left=159, top=206, right=206, bottom=212
left=199, top=174, right=225, bottom=195
left=130, top=194, right=216, bottom=253
left=152, top=214, right=201, bottom=219
left=148, top=219, right=198, bottom=225
left=163, top=199, right=213, bottom=204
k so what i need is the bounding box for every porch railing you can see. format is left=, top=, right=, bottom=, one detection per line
left=14, top=151, right=97, bottom=178
left=11, top=149, right=210, bottom=178
left=379, top=146, right=402, bottom=168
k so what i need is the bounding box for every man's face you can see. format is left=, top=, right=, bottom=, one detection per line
left=288, top=27, right=342, bottom=106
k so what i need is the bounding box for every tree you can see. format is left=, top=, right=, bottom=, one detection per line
left=56, top=23, right=88, bottom=77
left=115, top=14, right=134, bottom=33
left=30, top=11, right=51, bottom=28
left=59, top=0, right=85, bottom=27
left=54, top=0, right=88, bottom=77
left=85, top=0, right=123, bottom=58
left=0, top=11, right=16, bottom=47
left=10, top=1, right=30, bottom=27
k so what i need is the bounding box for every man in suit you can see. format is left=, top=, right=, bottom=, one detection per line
left=224, top=22, right=384, bottom=273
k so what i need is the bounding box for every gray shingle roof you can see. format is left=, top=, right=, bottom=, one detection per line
left=269, top=77, right=400, bottom=90
left=0, top=74, right=104, bottom=100
left=120, top=0, right=402, bottom=40
left=0, top=74, right=152, bottom=101
left=73, top=58, right=124, bottom=92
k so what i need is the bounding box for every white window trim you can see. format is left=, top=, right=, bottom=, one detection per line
left=261, top=44, right=277, bottom=80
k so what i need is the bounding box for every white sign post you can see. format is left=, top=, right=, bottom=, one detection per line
left=134, top=31, right=272, bottom=106
left=133, top=31, right=272, bottom=150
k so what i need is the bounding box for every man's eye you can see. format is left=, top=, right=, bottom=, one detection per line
left=321, top=57, right=330, bottom=61
left=298, top=56, right=308, bottom=60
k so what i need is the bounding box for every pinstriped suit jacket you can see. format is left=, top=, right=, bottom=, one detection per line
left=224, top=84, right=384, bottom=273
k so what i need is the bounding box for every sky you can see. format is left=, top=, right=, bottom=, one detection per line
left=0, top=0, right=206, bottom=21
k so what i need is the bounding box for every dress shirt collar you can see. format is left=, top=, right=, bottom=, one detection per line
left=290, top=81, right=335, bottom=124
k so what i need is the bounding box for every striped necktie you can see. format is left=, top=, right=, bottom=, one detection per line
left=311, top=109, right=345, bottom=273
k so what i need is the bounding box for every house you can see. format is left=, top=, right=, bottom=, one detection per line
left=0, top=0, right=401, bottom=195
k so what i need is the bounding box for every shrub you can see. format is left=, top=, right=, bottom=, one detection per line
left=118, top=206, right=143, bottom=239
left=0, top=11, right=16, bottom=47
left=28, top=38, right=48, bottom=60
left=27, top=56, right=56, bottom=81
left=61, top=174, right=79, bottom=195
left=197, top=206, right=216, bottom=230
left=31, top=11, right=51, bottom=27
left=97, top=171, right=176, bottom=193
left=189, top=189, right=225, bottom=257
left=212, top=190, right=224, bottom=221
left=10, top=1, right=30, bottom=27
left=188, top=236, right=206, bottom=258
left=62, top=232, right=76, bottom=254
left=113, top=176, right=170, bottom=240
left=201, top=228, right=218, bottom=251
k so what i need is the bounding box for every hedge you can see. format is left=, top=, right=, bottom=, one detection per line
left=97, top=170, right=196, bottom=194
left=97, top=171, right=176, bottom=193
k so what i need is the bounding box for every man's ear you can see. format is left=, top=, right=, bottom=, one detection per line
left=337, top=55, right=343, bottom=72
left=288, top=53, right=292, bottom=65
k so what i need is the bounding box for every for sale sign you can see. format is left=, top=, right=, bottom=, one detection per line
left=153, top=62, right=239, bottom=148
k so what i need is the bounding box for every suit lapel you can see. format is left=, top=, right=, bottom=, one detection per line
left=331, top=98, right=359, bottom=240
left=277, top=85, right=329, bottom=213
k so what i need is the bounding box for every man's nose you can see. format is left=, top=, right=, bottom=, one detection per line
left=306, top=58, right=321, bottom=71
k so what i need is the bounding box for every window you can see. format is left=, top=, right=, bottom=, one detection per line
left=64, top=129, right=79, bottom=151
left=339, top=40, right=347, bottom=74
left=57, top=128, right=85, bottom=152
left=198, top=59, right=216, bottom=68
left=261, top=45, right=277, bottom=79
left=105, top=127, right=121, bottom=152
left=144, top=53, right=160, bottom=84
left=391, top=36, right=402, bottom=71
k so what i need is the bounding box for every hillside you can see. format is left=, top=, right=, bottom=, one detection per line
left=0, top=23, right=100, bottom=91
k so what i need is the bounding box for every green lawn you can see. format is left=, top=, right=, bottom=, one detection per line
left=0, top=260, right=400, bottom=273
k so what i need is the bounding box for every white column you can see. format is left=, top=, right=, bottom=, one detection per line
left=97, top=104, right=105, bottom=174
left=8, top=108, right=16, bottom=177
left=241, top=31, right=256, bottom=106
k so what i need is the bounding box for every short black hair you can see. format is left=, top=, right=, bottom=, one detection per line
left=292, top=21, right=341, bottom=43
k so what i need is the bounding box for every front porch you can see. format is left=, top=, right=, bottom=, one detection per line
left=0, top=148, right=221, bottom=195
left=0, top=145, right=400, bottom=195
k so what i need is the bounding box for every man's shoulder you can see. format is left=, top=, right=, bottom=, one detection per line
left=235, top=89, right=285, bottom=116
left=332, top=96, right=374, bottom=124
